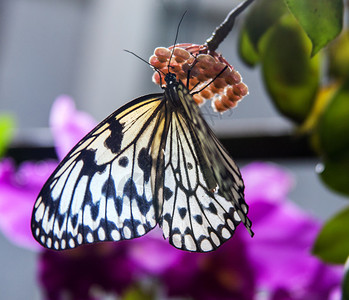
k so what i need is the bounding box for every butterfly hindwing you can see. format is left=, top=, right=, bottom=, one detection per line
left=160, top=111, right=241, bottom=252
left=32, top=94, right=166, bottom=250
left=157, top=80, right=252, bottom=252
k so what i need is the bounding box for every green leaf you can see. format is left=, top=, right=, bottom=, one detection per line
left=318, top=79, right=349, bottom=160
left=343, top=258, right=349, bottom=300
left=328, top=30, right=349, bottom=79
left=244, top=0, right=289, bottom=52
left=0, top=115, right=15, bottom=158
left=318, top=157, right=349, bottom=196
left=285, top=0, right=343, bottom=56
left=238, top=28, right=260, bottom=66
left=260, top=15, right=320, bottom=123
left=313, top=206, right=349, bottom=264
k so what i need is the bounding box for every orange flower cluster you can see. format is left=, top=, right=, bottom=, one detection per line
left=149, top=43, right=248, bottom=112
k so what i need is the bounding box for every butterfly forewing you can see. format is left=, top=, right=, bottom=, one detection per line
left=32, top=95, right=166, bottom=250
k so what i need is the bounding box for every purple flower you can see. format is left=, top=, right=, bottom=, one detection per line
left=240, top=162, right=342, bottom=300
left=39, top=243, right=139, bottom=300
left=0, top=94, right=343, bottom=300
left=0, top=159, right=56, bottom=250
left=50, top=95, right=96, bottom=160
left=127, top=228, right=183, bottom=275
left=129, top=228, right=256, bottom=299
left=162, top=235, right=256, bottom=300
left=0, top=95, right=96, bottom=250
left=38, top=228, right=257, bottom=300
left=38, top=231, right=185, bottom=300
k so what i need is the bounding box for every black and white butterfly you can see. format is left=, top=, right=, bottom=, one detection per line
left=31, top=57, right=253, bottom=252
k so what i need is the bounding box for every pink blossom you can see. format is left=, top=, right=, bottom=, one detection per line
left=240, top=162, right=342, bottom=300
left=0, top=159, right=56, bottom=250
left=0, top=95, right=96, bottom=250
left=49, top=95, right=96, bottom=160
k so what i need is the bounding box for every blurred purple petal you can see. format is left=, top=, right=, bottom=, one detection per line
left=241, top=162, right=342, bottom=299
left=242, top=162, right=294, bottom=204
left=162, top=235, right=256, bottom=300
left=0, top=95, right=96, bottom=251
left=39, top=243, right=139, bottom=300
left=0, top=90, right=343, bottom=300
left=128, top=228, right=182, bottom=275
left=0, top=159, right=56, bottom=250
left=50, top=95, right=96, bottom=160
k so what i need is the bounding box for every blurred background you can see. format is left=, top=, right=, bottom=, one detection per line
left=0, top=0, right=346, bottom=298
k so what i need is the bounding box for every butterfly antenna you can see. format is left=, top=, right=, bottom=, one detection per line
left=124, top=49, right=166, bottom=86
left=191, top=65, right=228, bottom=95
left=168, top=11, right=187, bottom=74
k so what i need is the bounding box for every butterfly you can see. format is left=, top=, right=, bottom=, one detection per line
left=31, top=50, right=253, bottom=252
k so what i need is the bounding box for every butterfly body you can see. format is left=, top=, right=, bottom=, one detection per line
left=32, top=72, right=253, bottom=252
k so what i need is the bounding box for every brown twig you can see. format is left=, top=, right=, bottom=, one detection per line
left=205, top=0, right=255, bottom=52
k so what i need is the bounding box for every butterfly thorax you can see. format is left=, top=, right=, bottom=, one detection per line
left=164, top=73, right=183, bottom=108
left=164, top=72, right=178, bottom=87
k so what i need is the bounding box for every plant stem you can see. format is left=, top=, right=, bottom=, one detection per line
left=205, top=0, right=255, bottom=52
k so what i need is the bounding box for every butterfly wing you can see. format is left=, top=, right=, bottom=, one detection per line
left=159, top=81, right=252, bottom=252
left=32, top=76, right=252, bottom=252
left=31, top=94, right=167, bottom=250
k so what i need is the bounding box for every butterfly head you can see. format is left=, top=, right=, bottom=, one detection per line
left=163, top=72, right=178, bottom=89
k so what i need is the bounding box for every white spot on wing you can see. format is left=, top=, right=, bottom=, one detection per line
left=111, top=230, right=120, bottom=240
left=136, top=225, right=145, bottom=236
left=227, top=219, right=235, bottom=230
left=69, top=239, right=75, bottom=248
left=172, top=233, right=182, bottom=248
left=210, top=232, right=220, bottom=246
left=35, top=203, right=45, bottom=222
left=184, top=234, right=196, bottom=251
left=98, top=227, right=106, bottom=240
left=200, top=239, right=213, bottom=252
left=234, top=211, right=241, bottom=222
left=221, top=228, right=231, bottom=239
left=86, top=232, right=93, bottom=243
left=123, top=227, right=131, bottom=239
left=77, top=233, right=83, bottom=244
